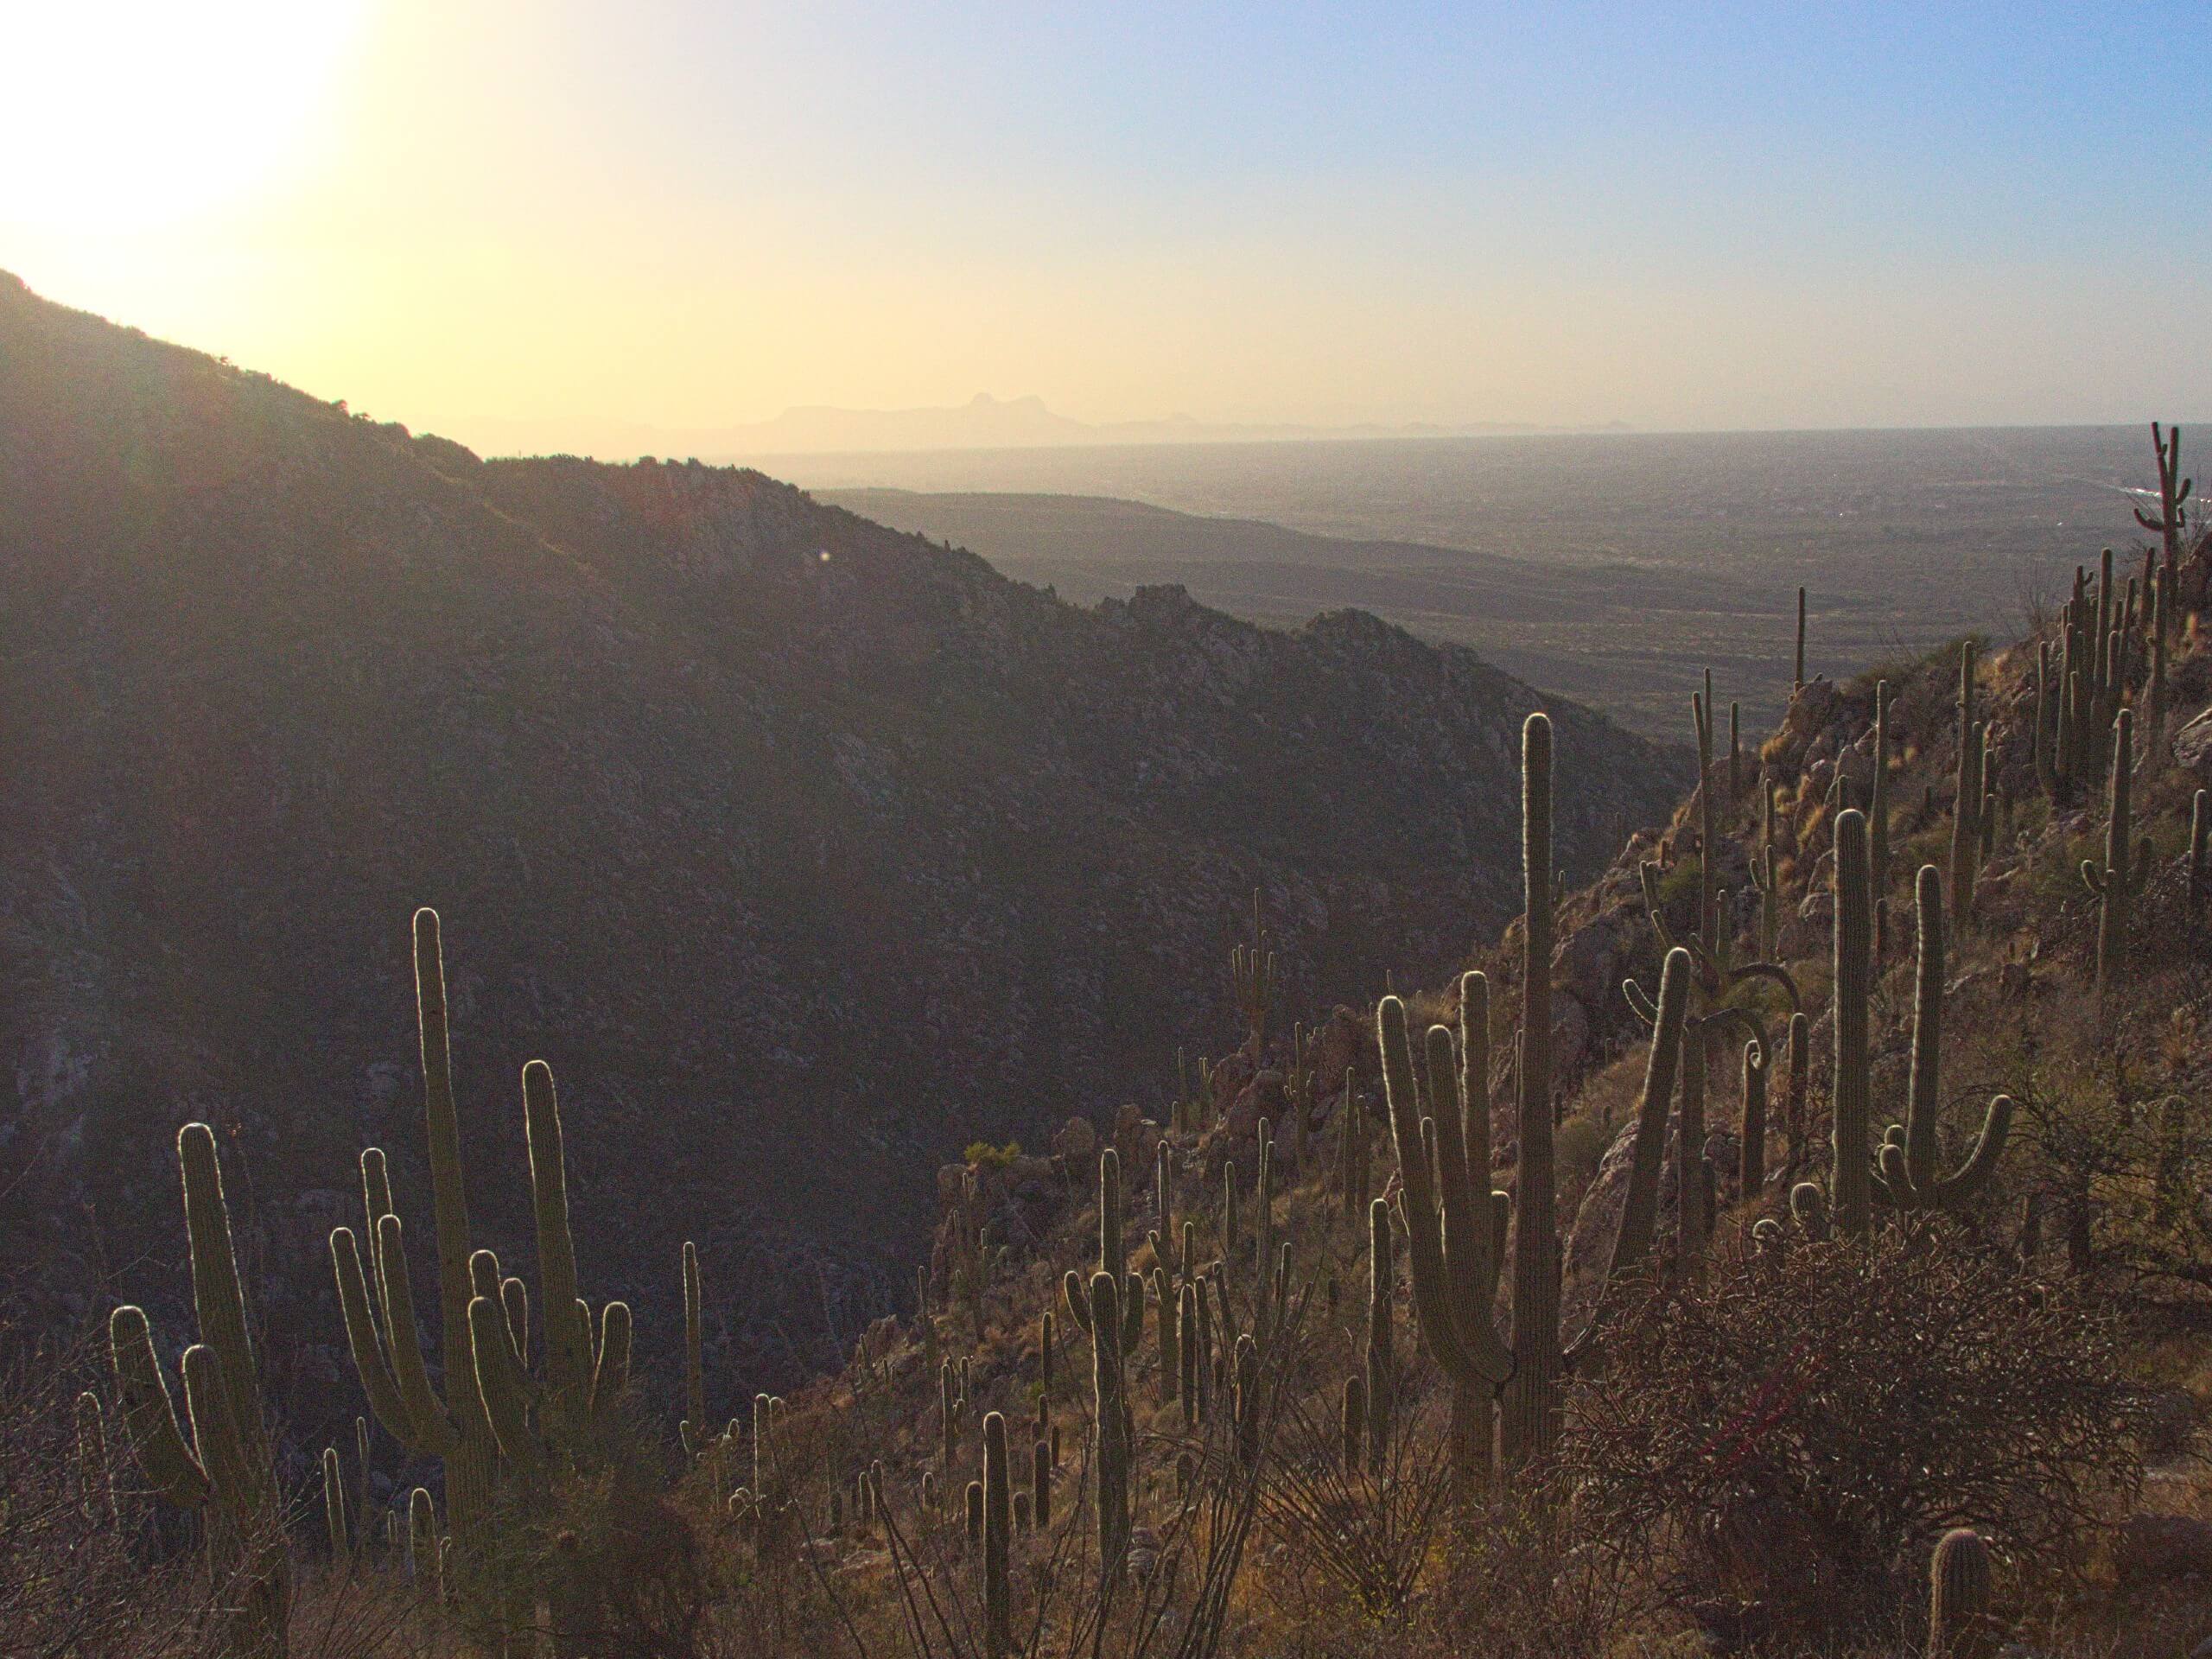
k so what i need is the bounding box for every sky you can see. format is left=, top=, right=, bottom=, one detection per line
left=3, top=1, right=2209, bottom=454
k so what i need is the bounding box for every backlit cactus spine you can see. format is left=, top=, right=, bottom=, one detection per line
left=110, top=1122, right=289, bottom=1656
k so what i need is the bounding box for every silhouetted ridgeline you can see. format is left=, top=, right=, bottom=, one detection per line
left=0, top=273, right=1682, bottom=1410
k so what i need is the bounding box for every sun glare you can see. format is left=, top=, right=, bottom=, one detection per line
left=1, top=1, right=368, bottom=232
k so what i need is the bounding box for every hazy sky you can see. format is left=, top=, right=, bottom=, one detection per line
left=6, top=2, right=2209, bottom=454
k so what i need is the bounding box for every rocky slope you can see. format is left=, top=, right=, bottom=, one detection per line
left=0, top=274, right=1682, bottom=1415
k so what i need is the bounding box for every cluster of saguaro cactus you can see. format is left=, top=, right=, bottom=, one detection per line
left=2037, top=550, right=2148, bottom=806
left=2081, top=707, right=2152, bottom=989
left=1062, top=1148, right=1146, bottom=1577
left=1810, top=816, right=2012, bottom=1233
left=1380, top=716, right=1697, bottom=1498
left=331, top=909, right=633, bottom=1634
left=110, top=1123, right=289, bottom=1656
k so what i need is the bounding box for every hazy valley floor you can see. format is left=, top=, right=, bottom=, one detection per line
left=801, top=424, right=2165, bottom=735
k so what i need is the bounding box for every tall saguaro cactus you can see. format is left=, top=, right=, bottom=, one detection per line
left=1948, top=642, right=1983, bottom=925
left=110, top=1124, right=289, bottom=1656
left=1830, top=810, right=1876, bottom=1236
left=1364, top=1196, right=1397, bottom=1476
left=1504, top=711, right=1559, bottom=1467
left=1382, top=763, right=1690, bottom=1498
left=982, top=1412, right=1012, bottom=1656
left=2082, top=708, right=2147, bottom=990
left=1872, top=867, right=2012, bottom=1213
left=330, top=909, right=499, bottom=1557
left=1082, top=1270, right=1132, bottom=1578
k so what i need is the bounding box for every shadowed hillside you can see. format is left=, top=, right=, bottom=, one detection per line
left=0, top=275, right=1683, bottom=1414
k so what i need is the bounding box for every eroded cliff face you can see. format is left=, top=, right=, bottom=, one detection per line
left=0, top=273, right=1684, bottom=1427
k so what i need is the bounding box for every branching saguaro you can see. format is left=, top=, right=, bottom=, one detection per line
left=110, top=1124, right=289, bottom=1656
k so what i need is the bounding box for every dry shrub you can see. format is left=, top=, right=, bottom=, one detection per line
left=1562, top=1228, right=2145, bottom=1648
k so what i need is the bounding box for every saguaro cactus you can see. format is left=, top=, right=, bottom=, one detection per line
left=1869, top=679, right=1892, bottom=899
left=1230, top=889, right=1275, bottom=1058
left=1795, top=587, right=1808, bottom=690
left=1949, top=642, right=1983, bottom=925
left=110, top=1124, right=289, bottom=1656
left=2082, top=708, right=2148, bottom=989
left=2136, top=423, right=2189, bottom=751
left=682, top=1241, right=706, bottom=1455
left=1739, top=1039, right=1769, bottom=1197
left=1364, top=1196, right=1397, bottom=1475
left=1927, top=1527, right=1997, bottom=1659
left=1082, top=1271, right=1132, bottom=1577
left=1871, top=867, right=2013, bottom=1214
left=329, top=909, right=498, bottom=1558
left=2190, top=790, right=2209, bottom=910
left=982, top=1412, right=1012, bottom=1656
left=1831, top=810, right=1876, bottom=1235
left=1504, top=711, right=1560, bottom=1467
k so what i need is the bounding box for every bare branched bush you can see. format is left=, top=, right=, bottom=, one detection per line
left=1562, top=1229, right=2145, bottom=1647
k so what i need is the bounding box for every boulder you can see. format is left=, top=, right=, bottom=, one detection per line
left=1553, top=906, right=1638, bottom=1014
left=1225, top=1069, right=1287, bottom=1139
left=2174, top=708, right=2212, bottom=782
left=2116, top=1511, right=2212, bottom=1584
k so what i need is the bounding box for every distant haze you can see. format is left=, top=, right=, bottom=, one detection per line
left=3, top=3, right=2207, bottom=454
left=810, top=423, right=2169, bottom=736
left=461, top=392, right=1629, bottom=461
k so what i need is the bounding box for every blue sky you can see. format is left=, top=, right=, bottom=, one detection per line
left=6, top=1, right=2206, bottom=446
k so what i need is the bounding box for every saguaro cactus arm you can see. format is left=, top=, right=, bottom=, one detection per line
left=109, top=1306, right=213, bottom=1510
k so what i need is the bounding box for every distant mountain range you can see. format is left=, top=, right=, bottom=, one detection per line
left=458, top=392, right=1633, bottom=461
